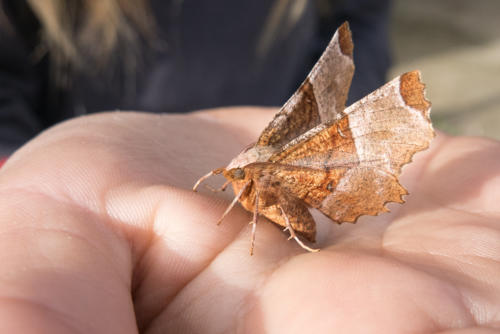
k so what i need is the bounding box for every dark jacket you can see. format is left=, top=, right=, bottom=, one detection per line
left=0, top=0, right=390, bottom=155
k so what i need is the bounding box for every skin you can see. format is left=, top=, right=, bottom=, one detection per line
left=0, top=107, right=499, bottom=333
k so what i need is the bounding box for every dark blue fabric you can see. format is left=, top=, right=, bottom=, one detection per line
left=0, top=0, right=391, bottom=154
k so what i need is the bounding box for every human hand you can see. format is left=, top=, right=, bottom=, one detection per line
left=0, top=108, right=499, bottom=333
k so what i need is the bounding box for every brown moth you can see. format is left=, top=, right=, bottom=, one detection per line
left=193, top=22, right=434, bottom=254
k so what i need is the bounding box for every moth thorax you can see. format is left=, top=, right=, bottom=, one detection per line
left=225, top=146, right=276, bottom=170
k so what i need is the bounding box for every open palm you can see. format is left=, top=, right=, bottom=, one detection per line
left=0, top=108, right=499, bottom=333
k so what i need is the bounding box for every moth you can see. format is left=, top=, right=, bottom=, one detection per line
left=193, top=22, right=434, bottom=254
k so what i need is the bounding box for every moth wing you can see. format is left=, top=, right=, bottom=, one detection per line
left=256, top=22, right=355, bottom=148
left=265, top=71, right=433, bottom=223
left=255, top=165, right=407, bottom=224
left=270, top=71, right=433, bottom=175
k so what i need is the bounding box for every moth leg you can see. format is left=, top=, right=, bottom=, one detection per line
left=249, top=189, right=260, bottom=256
left=205, top=180, right=231, bottom=192
left=279, top=206, right=320, bottom=253
left=217, top=180, right=251, bottom=225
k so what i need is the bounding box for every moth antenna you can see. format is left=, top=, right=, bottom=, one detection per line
left=216, top=180, right=251, bottom=226
left=279, top=206, right=320, bottom=253
left=192, top=168, right=225, bottom=192
left=249, top=189, right=260, bottom=256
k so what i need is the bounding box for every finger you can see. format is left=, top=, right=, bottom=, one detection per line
left=0, top=188, right=137, bottom=333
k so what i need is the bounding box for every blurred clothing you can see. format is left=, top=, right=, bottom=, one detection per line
left=0, top=0, right=390, bottom=155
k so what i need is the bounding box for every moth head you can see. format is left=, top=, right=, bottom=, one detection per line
left=223, top=167, right=245, bottom=181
